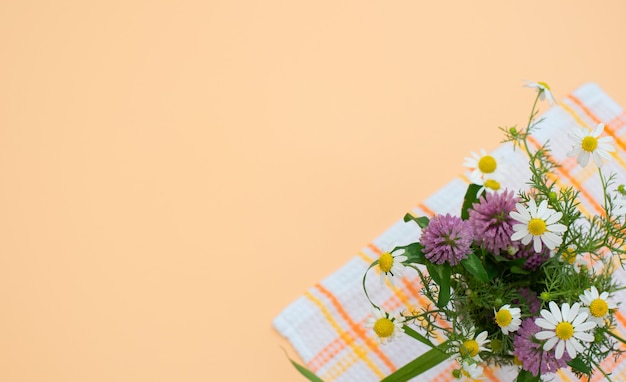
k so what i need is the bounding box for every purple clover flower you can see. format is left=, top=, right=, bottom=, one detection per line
left=516, top=288, right=541, bottom=315
left=509, top=244, right=552, bottom=271
left=513, top=318, right=570, bottom=377
left=468, top=189, right=518, bottom=254
left=420, top=214, right=472, bottom=266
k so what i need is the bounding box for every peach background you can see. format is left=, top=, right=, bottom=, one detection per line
left=2, top=1, right=626, bottom=381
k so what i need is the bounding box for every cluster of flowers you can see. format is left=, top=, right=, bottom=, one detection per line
left=364, top=83, right=626, bottom=382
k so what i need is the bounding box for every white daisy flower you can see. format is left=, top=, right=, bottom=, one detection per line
left=566, top=123, right=615, bottom=168
left=463, top=149, right=507, bottom=185
left=524, top=81, right=557, bottom=105
left=459, top=360, right=484, bottom=380
left=377, top=247, right=408, bottom=286
left=366, top=308, right=404, bottom=344
left=474, top=176, right=503, bottom=196
left=579, top=286, right=617, bottom=327
left=450, top=327, right=490, bottom=362
left=510, top=199, right=567, bottom=253
left=494, top=304, right=522, bottom=335
left=535, top=301, right=597, bottom=359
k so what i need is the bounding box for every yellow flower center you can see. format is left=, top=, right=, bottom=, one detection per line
left=537, top=81, right=551, bottom=91
left=561, top=248, right=576, bottom=264
left=589, top=298, right=609, bottom=318
left=460, top=339, right=479, bottom=357
left=379, top=252, right=394, bottom=273
left=484, top=179, right=501, bottom=191
left=495, top=309, right=513, bottom=327
left=527, top=218, right=547, bottom=236
left=373, top=318, right=395, bottom=338
left=478, top=155, right=497, bottom=174
left=581, top=136, right=598, bottom=152
left=462, top=369, right=471, bottom=378
left=513, top=355, right=523, bottom=366
left=555, top=322, right=574, bottom=340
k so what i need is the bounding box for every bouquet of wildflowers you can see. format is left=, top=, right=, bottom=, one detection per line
left=358, top=83, right=626, bottom=382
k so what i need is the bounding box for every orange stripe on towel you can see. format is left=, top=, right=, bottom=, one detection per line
left=314, top=283, right=397, bottom=374
left=304, top=290, right=387, bottom=378
left=418, top=203, right=436, bottom=217
left=367, top=243, right=449, bottom=334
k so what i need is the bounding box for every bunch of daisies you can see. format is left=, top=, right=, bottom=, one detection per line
left=364, top=82, right=626, bottom=382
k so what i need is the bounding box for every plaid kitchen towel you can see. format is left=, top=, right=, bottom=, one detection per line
left=273, top=83, right=626, bottom=381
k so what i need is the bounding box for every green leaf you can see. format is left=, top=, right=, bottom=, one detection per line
left=402, top=242, right=426, bottom=265
left=515, top=369, right=540, bottom=382
left=567, top=356, right=592, bottom=375
left=283, top=349, right=325, bottom=382
left=380, top=342, right=449, bottom=382
left=507, top=258, right=528, bottom=267
left=461, top=184, right=482, bottom=220
left=424, top=261, right=451, bottom=308
left=404, top=213, right=429, bottom=228
left=484, top=257, right=499, bottom=280
left=437, top=271, right=451, bottom=308
left=510, top=265, right=531, bottom=275
left=491, top=254, right=511, bottom=263
left=426, top=261, right=450, bottom=285
left=425, top=261, right=442, bottom=285
left=402, top=325, right=436, bottom=348
left=460, top=252, right=489, bottom=283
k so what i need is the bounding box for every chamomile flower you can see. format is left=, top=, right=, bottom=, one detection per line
left=566, top=123, right=615, bottom=168
left=474, top=177, right=503, bottom=196
left=450, top=327, right=490, bottom=362
left=494, top=304, right=522, bottom=335
left=366, top=308, right=404, bottom=344
left=524, top=81, right=557, bottom=105
left=560, top=245, right=577, bottom=265
left=535, top=301, right=597, bottom=359
left=559, top=245, right=586, bottom=273
left=377, top=247, right=408, bottom=286
left=514, top=318, right=570, bottom=376
left=579, top=286, right=617, bottom=327
left=463, top=149, right=507, bottom=185
left=510, top=199, right=567, bottom=253
left=458, top=360, right=484, bottom=380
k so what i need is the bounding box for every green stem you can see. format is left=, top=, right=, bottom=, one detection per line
left=599, top=168, right=609, bottom=216
left=521, top=92, right=541, bottom=155
left=591, top=360, right=612, bottom=381
left=606, top=329, right=626, bottom=344
left=526, top=92, right=541, bottom=132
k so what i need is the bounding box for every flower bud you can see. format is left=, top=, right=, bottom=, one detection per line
left=490, top=338, right=502, bottom=353
left=548, top=192, right=558, bottom=202
left=506, top=246, right=519, bottom=256
left=595, top=332, right=603, bottom=343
